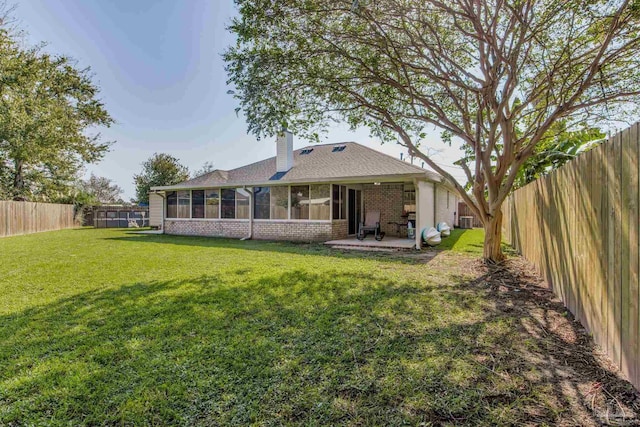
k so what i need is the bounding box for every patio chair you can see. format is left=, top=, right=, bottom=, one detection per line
left=357, top=210, right=385, bottom=241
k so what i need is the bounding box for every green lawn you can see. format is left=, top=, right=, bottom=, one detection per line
left=0, top=228, right=635, bottom=426
left=435, top=228, right=485, bottom=253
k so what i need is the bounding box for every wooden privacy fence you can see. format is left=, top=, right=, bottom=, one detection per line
left=0, top=201, right=75, bottom=237
left=504, top=123, right=640, bottom=389
left=457, top=202, right=483, bottom=228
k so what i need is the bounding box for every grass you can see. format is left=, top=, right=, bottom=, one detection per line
left=435, top=228, right=485, bottom=253
left=0, top=228, right=635, bottom=425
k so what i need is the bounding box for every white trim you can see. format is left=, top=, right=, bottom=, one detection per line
left=287, top=185, right=291, bottom=220
left=151, top=174, right=431, bottom=191
left=253, top=219, right=331, bottom=223
left=164, top=218, right=334, bottom=224
left=414, top=178, right=421, bottom=249
left=165, top=218, right=250, bottom=222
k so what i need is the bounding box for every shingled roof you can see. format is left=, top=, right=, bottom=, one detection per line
left=152, top=142, right=443, bottom=190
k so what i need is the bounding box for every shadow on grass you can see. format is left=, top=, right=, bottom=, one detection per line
left=102, top=233, right=436, bottom=265
left=451, top=262, right=639, bottom=425
left=1, top=263, right=637, bottom=425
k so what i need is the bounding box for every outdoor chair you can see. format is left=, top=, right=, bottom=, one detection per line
left=357, top=210, right=385, bottom=241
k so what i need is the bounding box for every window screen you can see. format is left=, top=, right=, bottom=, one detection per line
left=290, top=186, right=309, bottom=219
left=192, top=190, right=204, bottom=218
left=254, top=187, right=270, bottom=219
left=166, top=191, right=177, bottom=218
left=221, top=189, right=236, bottom=218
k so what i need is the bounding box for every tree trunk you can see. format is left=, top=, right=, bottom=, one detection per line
left=483, top=209, right=505, bottom=263
left=12, top=160, right=26, bottom=201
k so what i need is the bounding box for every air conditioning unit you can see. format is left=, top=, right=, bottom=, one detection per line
left=459, top=216, right=474, bottom=229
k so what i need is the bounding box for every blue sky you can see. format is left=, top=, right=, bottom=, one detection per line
left=14, top=0, right=465, bottom=199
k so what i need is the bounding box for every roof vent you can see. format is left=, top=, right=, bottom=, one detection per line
left=300, top=148, right=314, bottom=155
left=332, top=145, right=346, bottom=152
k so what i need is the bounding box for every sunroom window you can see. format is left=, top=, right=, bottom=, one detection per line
left=205, top=189, right=219, bottom=218
left=310, top=184, right=330, bottom=220
left=192, top=190, right=204, bottom=219
left=254, top=187, right=270, bottom=219
left=332, top=185, right=347, bottom=220
left=236, top=189, right=250, bottom=219
left=221, top=189, right=235, bottom=218
left=177, top=190, right=190, bottom=218
left=166, top=191, right=177, bottom=218
left=290, top=185, right=309, bottom=219
left=271, top=186, right=288, bottom=219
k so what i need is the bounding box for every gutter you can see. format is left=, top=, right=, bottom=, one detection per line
left=240, top=186, right=254, bottom=241
left=149, top=172, right=435, bottom=192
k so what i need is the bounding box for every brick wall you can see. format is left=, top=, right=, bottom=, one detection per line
left=164, top=220, right=249, bottom=238
left=253, top=221, right=332, bottom=241
left=363, top=183, right=404, bottom=236
left=331, top=220, right=348, bottom=239
left=164, top=219, right=335, bottom=241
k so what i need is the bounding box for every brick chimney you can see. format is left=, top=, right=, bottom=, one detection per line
left=276, top=130, right=293, bottom=172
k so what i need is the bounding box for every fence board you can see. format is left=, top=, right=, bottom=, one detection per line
left=0, top=201, right=75, bottom=237
left=630, top=123, right=640, bottom=385
left=457, top=202, right=483, bottom=228
left=614, top=131, right=623, bottom=369
left=505, top=124, right=640, bottom=390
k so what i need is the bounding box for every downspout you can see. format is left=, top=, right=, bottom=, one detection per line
left=241, top=187, right=254, bottom=240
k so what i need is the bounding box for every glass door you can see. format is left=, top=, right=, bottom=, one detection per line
left=348, top=189, right=362, bottom=235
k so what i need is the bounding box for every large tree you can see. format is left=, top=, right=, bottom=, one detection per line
left=0, top=30, right=113, bottom=201
left=81, top=173, right=124, bottom=204
left=133, top=153, right=189, bottom=204
left=225, top=0, right=640, bottom=261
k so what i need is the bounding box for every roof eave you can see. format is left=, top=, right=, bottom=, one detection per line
left=149, top=172, right=442, bottom=192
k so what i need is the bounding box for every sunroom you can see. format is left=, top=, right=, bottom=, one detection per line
left=150, top=135, right=457, bottom=248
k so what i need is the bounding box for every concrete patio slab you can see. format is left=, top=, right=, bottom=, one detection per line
left=324, top=236, right=415, bottom=250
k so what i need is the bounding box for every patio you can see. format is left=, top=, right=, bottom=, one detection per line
left=324, top=236, right=416, bottom=250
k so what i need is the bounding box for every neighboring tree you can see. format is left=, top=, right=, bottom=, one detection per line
left=81, top=173, right=124, bottom=204
left=133, top=153, right=189, bottom=204
left=0, top=30, right=113, bottom=201
left=0, top=149, right=10, bottom=200
left=514, top=122, right=605, bottom=189
left=225, top=0, right=640, bottom=261
left=192, top=161, right=215, bottom=178
left=55, top=184, right=98, bottom=221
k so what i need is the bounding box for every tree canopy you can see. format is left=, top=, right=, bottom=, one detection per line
left=81, top=173, right=124, bottom=204
left=225, top=0, right=640, bottom=261
left=192, top=161, right=215, bottom=179
left=0, top=28, right=113, bottom=201
left=133, top=153, right=189, bottom=204
left=514, top=122, right=605, bottom=189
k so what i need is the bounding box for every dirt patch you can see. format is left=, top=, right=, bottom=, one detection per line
left=464, top=256, right=640, bottom=426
